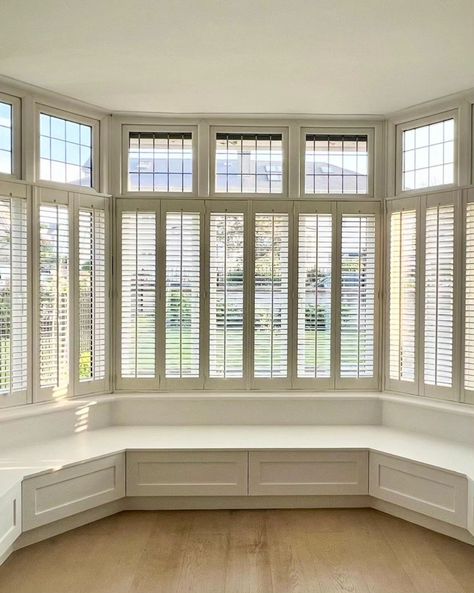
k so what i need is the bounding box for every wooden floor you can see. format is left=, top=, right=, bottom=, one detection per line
left=1, top=509, right=474, bottom=593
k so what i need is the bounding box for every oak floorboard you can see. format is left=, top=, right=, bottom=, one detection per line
left=1, top=509, right=474, bottom=593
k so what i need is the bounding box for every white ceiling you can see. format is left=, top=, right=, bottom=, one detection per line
left=1, top=0, right=474, bottom=115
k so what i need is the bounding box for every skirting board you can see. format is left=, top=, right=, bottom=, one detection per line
left=8, top=495, right=474, bottom=563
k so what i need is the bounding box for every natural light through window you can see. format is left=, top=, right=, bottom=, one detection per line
left=305, top=134, right=368, bottom=194
left=215, top=133, right=283, bottom=194
left=128, top=132, right=193, bottom=192
left=0, top=101, right=12, bottom=175
left=39, top=113, right=93, bottom=187
left=402, top=119, right=454, bottom=191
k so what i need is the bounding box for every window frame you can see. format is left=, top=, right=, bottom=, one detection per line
left=115, top=198, right=160, bottom=391
left=300, top=127, right=375, bottom=198
left=159, top=199, right=205, bottom=390
left=204, top=200, right=250, bottom=390
left=396, top=110, right=459, bottom=197
left=0, top=180, right=30, bottom=408
left=73, top=193, right=111, bottom=396
left=334, top=201, right=381, bottom=390
left=121, top=124, right=198, bottom=197
left=35, top=104, right=100, bottom=193
left=210, top=126, right=289, bottom=198
left=292, top=200, right=336, bottom=389
left=384, top=196, right=420, bottom=395
left=0, top=91, right=21, bottom=180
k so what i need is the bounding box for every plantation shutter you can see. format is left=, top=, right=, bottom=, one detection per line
left=465, top=198, right=474, bottom=395
left=339, top=211, right=376, bottom=380
left=120, top=209, right=156, bottom=380
left=389, top=207, right=417, bottom=385
left=254, top=211, right=289, bottom=380
left=297, top=211, right=332, bottom=380
left=165, top=210, right=200, bottom=379
left=39, top=202, right=70, bottom=391
left=209, top=211, right=245, bottom=380
left=78, top=204, right=106, bottom=386
left=424, top=202, right=454, bottom=389
left=0, top=195, right=27, bottom=404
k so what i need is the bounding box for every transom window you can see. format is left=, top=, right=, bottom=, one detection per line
left=39, top=112, right=93, bottom=187
left=128, top=132, right=193, bottom=193
left=215, top=132, right=283, bottom=194
left=402, top=118, right=455, bottom=191
left=0, top=101, right=12, bottom=175
left=305, top=134, right=368, bottom=195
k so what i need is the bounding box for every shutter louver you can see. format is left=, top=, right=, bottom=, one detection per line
left=340, top=214, right=376, bottom=378
left=424, top=204, right=454, bottom=387
left=39, top=204, right=69, bottom=389
left=209, top=212, right=245, bottom=378
left=465, top=203, right=474, bottom=391
left=79, top=208, right=106, bottom=382
left=165, top=211, right=200, bottom=378
left=254, top=213, right=288, bottom=378
left=297, top=213, right=332, bottom=378
left=121, top=210, right=156, bottom=379
left=389, top=209, right=417, bottom=382
left=0, top=196, right=27, bottom=396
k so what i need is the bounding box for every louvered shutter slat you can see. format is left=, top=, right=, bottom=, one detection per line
left=121, top=211, right=156, bottom=379
left=209, top=212, right=245, bottom=379
left=297, top=213, right=332, bottom=378
left=254, top=213, right=288, bottom=378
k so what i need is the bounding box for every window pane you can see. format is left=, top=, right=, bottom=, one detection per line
left=402, top=119, right=455, bottom=191
left=215, top=133, right=283, bottom=194
left=297, top=213, right=332, bottom=378
left=79, top=208, right=106, bottom=382
left=424, top=204, right=454, bottom=387
left=165, top=211, right=200, bottom=378
left=389, top=209, right=416, bottom=382
left=121, top=211, right=156, bottom=378
left=340, top=214, right=376, bottom=378
left=209, top=212, right=244, bottom=379
left=39, top=204, right=69, bottom=390
left=0, top=196, right=27, bottom=396
left=127, top=132, right=193, bottom=193
left=254, top=213, right=288, bottom=378
left=0, top=101, right=12, bottom=175
left=39, top=113, right=93, bottom=187
left=305, top=134, right=368, bottom=195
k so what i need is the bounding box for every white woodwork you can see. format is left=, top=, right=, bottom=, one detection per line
left=0, top=484, right=21, bottom=562
left=249, top=450, right=368, bottom=495
left=22, top=454, right=125, bottom=530
left=126, top=451, right=248, bottom=496
left=369, top=452, right=468, bottom=527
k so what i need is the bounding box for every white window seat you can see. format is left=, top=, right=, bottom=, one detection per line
left=1, top=393, right=474, bottom=565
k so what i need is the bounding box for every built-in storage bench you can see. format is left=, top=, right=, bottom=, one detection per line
left=0, top=484, right=21, bottom=563
left=248, top=451, right=368, bottom=495
left=22, top=454, right=125, bottom=530
left=369, top=452, right=468, bottom=528
left=126, top=451, right=248, bottom=496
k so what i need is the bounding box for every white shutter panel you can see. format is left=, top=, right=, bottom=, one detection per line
left=465, top=202, right=474, bottom=392
left=340, top=213, right=376, bottom=378
left=297, top=213, right=332, bottom=379
left=78, top=207, right=106, bottom=383
left=424, top=204, right=454, bottom=388
left=254, top=212, right=288, bottom=379
left=121, top=210, right=156, bottom=379
left=39, top=203, right=69, bottom=390
left=165, top=211, right=200, bottom=378
left=389, top=209, right=417, bottom=383
left=209, top=212, right=244, bottom=379
left=0, top=196, right=27, bottom=401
